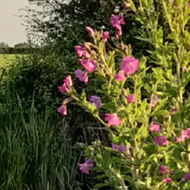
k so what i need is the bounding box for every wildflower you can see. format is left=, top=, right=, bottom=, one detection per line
left=149, top=122, right=160, bottom=132
left=184, top=173, right=190, bottom=181
left=151, top=94, right=159, bottom=107
left=102, top=31, right=109, bottom=42
left=171, top=107, right=178, bottom=115
left=180, top=129, right=190, bottom=141
left=154, top=136, right=169, bottom=146
left=90, top=95, right=102, bottom=109
left=160, top=165, right=168, bottom=174
left=126, top=94, right=135, bottom=104
left=57, top=104, right=67, bottom=116
left=111, top=143, right=126, bottom=153
left=115, top=70, right=126, bottom=81
left=58, top=75, right=72, bottom=93
left=163, top=178, right=172, bottom=183
left=111, top=14, right=125, bottom=34
left=121, top=56, right=139, bottom=76
left=75, top=45, right=85, bottom=57
left=86, top=26, right=95, bottom=37
left=78, top=158, right=94, bottom=175
left=105, top=113, right=121, bottom=126
left=75, top=69, right=88, bottom=83
left=79, top=59, right=97, bottom=73
left=75, top=45, right=90, bottom=59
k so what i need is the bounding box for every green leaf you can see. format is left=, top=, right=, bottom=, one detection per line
left=152, top=110, right=170, bottom=116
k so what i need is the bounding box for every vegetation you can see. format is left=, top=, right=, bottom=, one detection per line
left=1, top=0, right=190, bottom=189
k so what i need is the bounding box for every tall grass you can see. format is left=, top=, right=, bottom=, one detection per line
left=0, top=84, right=83, bottom=190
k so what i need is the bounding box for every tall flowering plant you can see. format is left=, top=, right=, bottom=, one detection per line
left=57, top=0, right=190, bottom=189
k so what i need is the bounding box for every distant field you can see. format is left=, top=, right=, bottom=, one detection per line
left=0, top=54, right=27, bottom=74
left=0, top=54, right=18, bottom=70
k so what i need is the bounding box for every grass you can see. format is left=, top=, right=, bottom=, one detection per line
left=0, top=84, right=84, bottom=190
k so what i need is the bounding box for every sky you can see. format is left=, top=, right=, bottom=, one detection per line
left=0, top=0, right=30, bottom=46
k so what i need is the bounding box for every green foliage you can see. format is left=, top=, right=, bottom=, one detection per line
left=62, top=0, right=190, bottom=189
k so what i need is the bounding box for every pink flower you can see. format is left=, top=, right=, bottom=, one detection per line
left=184, top=173, right=190, bottom=181
left=121, top=56, right=139, bottom=76
left=90, top=95, right=102, bottom=109
left=154, top=136, right=169, bottom=146
left=171, top=107, right=178, bottom=115
left=111, top=143, right=126, bottom=153
left=111, top=14, right=125, bottom=31
left=75, top=45, right=90, bottom=59
left=75, top=69, right=88, bottom=83
left=126, top=94, right=135, bottom=104
left=163, top=178, right=172, bottom=183
left=151, top=94, right=159, bottom=107
left=102, top=31, right=109, bottom=42
left=57, top=104, right=67, bottom=116
left=105, top=113, right=121, bottom=126
left=75, top=46, right=85, bottom=57
left=180, top=129, right=190, bottom=141
left=189, top=2, right=190, bottom=8
left=149, top=122, right=160, bottom=132
left=115, top=70, right=126, bottom=81
left=79, top=59, right=97, bottom=73
left=86, top=26, right=95, bottom=37
left=58, top=75, right=72, bottom=93
left=78, top=158, right=94, bottom=175
left=160, top=165, right=168, bottom=174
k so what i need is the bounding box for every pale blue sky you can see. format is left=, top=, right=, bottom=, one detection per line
left=0, top=0, right=29, bottom=46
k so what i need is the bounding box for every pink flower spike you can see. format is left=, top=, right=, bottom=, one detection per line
left=149, top=122, right=160, bottom=132
left=115, top=70, right=126, bottom=81
left=111, top=143, right=127, bottom=153
left=126, top=94, right=135, bottom=104
left=159, top=165, right=168, bottom=174
left=154, top=136, right=169, bottom=146
left=90, top=95, right=102, bottom=109
left=184, top=173, right=190, bottom=181
left=58, top=75, right=72, bottom=93
left=57, top=104, right=67, bottom=116
left=75, top=69, right=88, bottom=83
left=189, top=2, right=190, bottom=8
left=163, top=178, right=172, bottom=183
left=121, top=56, right=139, bottom=76
left=86, top=26, right=95, bottom=37
left=79, top=59, right=97, bottom=73
left=102, top=31, right=109, bottom=42
left=105, top=113, right=121, bottom=126
left=78, top=159, right=94, bottom=175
